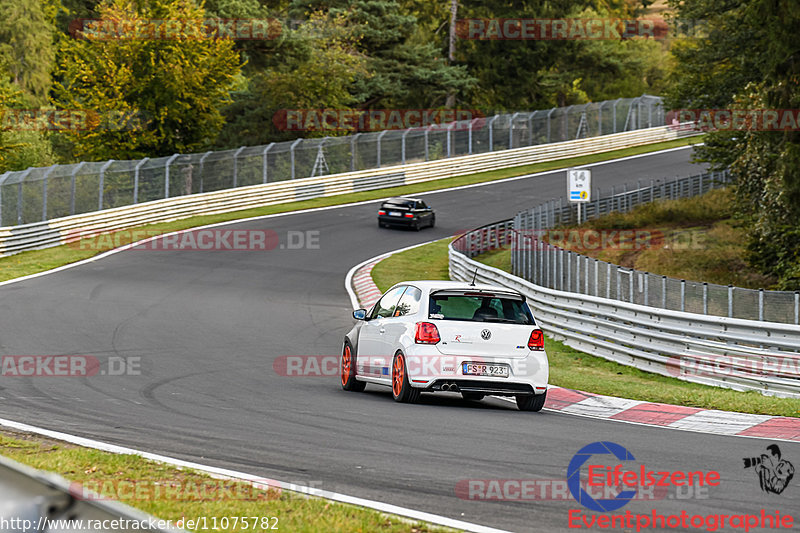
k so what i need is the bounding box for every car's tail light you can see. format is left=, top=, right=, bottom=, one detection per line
left=415, top=322, right=440, bottom=344
left=528, top=329, right=544, bottom=350
left=378, top=210, right=386, bottom=215
left=404, top=213, right=414, bottom=218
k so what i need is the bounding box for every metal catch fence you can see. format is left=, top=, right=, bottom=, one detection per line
left=0, top=95, right=664, bottom=227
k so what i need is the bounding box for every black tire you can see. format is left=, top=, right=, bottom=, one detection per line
left=341, top=342, right=366, bottom=392
left=413, top=220, right=421, bottom=231
left=462, top=392, right=484, bottom=401
left=392, top=352, right=420, bottom=403
left=429, top=215, right=436, bottom=228
left=516, top=391, right=546, bottom=412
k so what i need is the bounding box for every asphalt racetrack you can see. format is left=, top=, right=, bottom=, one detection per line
left=2, top=147, right=796, bottom=531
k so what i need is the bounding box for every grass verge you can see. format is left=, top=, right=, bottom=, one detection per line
left=0, top=136, right=698, bottom=283
left=0, top=428, right=452, bottom=533
left=370, top=238, right=800, bottom=418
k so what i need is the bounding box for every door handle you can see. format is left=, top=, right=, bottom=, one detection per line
left=379, top=328, right=385, bottom=334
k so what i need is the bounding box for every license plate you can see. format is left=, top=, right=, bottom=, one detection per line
left=389, top=211, right=402, bottom=217
left=462, top=363, right=509, bottom=378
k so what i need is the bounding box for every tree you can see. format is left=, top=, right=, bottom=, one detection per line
left=667, top=0, right=800, bottom=288
left=53, top=0, right=242, bottom=160
left=0, top=0, right=56, bottom=105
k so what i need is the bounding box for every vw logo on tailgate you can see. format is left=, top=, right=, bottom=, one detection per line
left=480, top=329, right=492, bottom=341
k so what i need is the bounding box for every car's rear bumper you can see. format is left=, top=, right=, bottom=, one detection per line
left=379, top=215, right=417, bottom=226
left=427, top=379, right=543, bottom=396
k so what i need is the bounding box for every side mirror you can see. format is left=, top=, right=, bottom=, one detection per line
left=353, top=309, right=367, bottom=320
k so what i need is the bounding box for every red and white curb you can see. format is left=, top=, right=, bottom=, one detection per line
left=346, top=248, right=800, bottom=444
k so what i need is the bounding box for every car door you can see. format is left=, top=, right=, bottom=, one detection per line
left=379, top=285, right=423, bottom=374
left=415, top=200, right=432, bottom=224
left=357, top=286, right=406, bottom=377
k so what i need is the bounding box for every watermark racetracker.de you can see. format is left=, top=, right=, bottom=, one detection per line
left=66, top=229, right=321, bottom=251
left=0, top=355, right=141, bottom=377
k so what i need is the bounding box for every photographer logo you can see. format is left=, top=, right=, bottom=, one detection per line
left=744, top=444, right=794, bottom=495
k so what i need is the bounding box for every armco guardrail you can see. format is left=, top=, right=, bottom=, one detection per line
left=450, top=226, right=800, bottom=398
left=0, top=455, right=182, bottom=532
left=0, top=95, right=664, bottom=227
left=0, top=124, right=695, bottom=257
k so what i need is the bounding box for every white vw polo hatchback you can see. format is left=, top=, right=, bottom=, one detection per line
left=342, top=281, right=549, bottom=411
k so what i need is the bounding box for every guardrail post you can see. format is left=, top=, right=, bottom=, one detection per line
left=377, top=130, right=387, bottom=167
left=134, top=157, right=149, bottom=203
left=509, top=112, right=520, bottom=148
left=70, top=161, right=85, bottom=215
left=758, top=288, right=764, bottom=321
left=233, top=146, right=246, bottom=188
left=164, top=154, right=179, bottom=199
left=703, top=282, right=708, bottom=314
left=290, top=138, right=303, bottom=179
left=98, top=160, right=114, bottom=210
left=402, top=129, right=410, bottom=163
left=680, top=279, right=686, bottom=312
left=41, top=165, right=56, bottom=221
left=350, top=133, right=361, bottom=171
left=488, top=115, right=499, bottom=151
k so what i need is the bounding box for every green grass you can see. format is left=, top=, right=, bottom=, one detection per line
left=463, top=188, right=777, bottom=289
left=0, top=136, right=698, bottom=283
left=370, top=238, right=800, bottom=418
left=0, top=429, right=453, bottom=533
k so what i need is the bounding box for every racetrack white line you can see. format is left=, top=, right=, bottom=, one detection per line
left=0, top=416, right=511, bottom=533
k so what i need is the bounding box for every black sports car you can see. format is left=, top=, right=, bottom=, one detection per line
left=377, top=197, right=435, bottom=230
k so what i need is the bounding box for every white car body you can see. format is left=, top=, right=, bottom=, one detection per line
left=342, top=280, right=549, bottom=411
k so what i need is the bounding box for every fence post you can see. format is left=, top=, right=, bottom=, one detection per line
left=563, top=105, right=573, bottom=141
left=509, top=112, right=520, bottom=149
left=629, top=270, right=634, bottom=303
left=680, top=279, right=686, bottom=312
left=728, top=285, right=734, bottom=318
left=612, top=98, right=620, bottom=132
left=566, top=251, right=571, bottom=291
left=402, top=128, right=410, bottom=163
left=69, top=162, right=85, bottom=215
left=703, top=282, right=708, bottom=314
left=290, top=138, right=303, bottom=179
left=41, top=165, right=56, bottom=221
left=261, top=144, right=274, bottom=184
left=98, top=159, right=114, bottom=210
left=350, top=133, right=360, bottom=171
left=795, top=292, right=799, bottom=325
left=616, top=267, right=622, bottom=300
left=644, top=272, right=649, bottom=306
left=606, top=263, right=611, bottom=299
left=662, top=276, right=667, bottom=308
left=546, top=108, right=555, bottom=142
left=594, top=259, right=599, bottom=297
left=377, top=130, right=387, bottom=167
left=528, top=111, right=536, bottom=145
left=163, top=154, right=179, bottom=199
left=758, top=289, right=764, bottom=321
left=131, top=157, right=149, bottom=203
left=488, top=115, right=499, bottom=151
left=0, top=171, right=9, bottom=225
left=233, top=146, right=246, bottom=188
left=447, top=122, right=456, bottom=157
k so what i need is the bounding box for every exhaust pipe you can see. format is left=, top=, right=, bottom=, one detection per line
left=441, top=382, right=460, bottom=392
left=442, top=383, right=451, bottom=391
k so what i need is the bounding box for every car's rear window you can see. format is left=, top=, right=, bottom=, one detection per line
left=382, top=200, right=413, bottom=209
left=428, top=292, right=534, bottom=324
